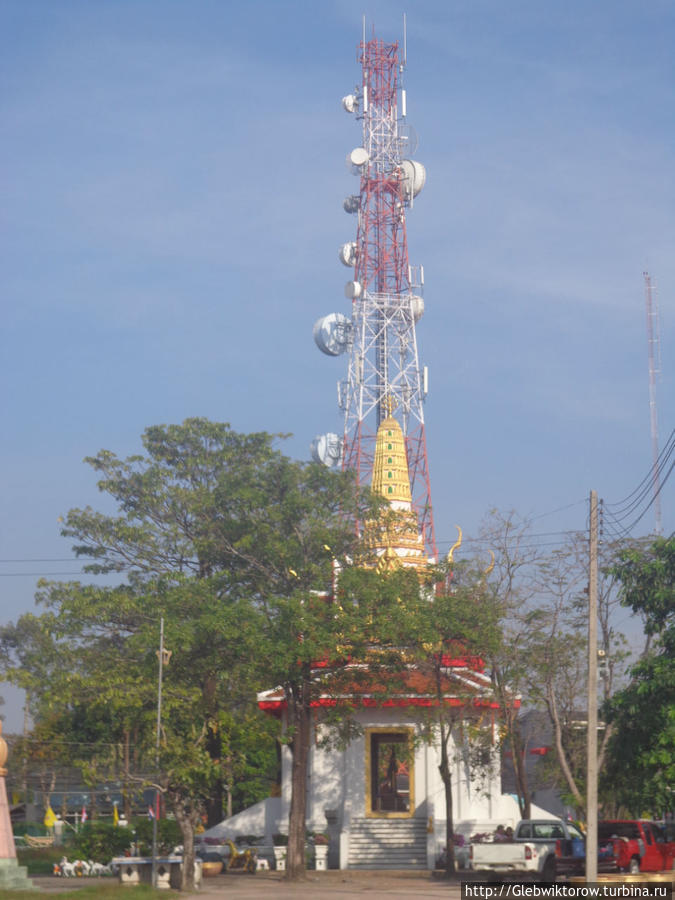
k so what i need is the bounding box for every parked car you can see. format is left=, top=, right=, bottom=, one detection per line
left=470, top=819, right=586, bottom=882
left=598, top=820, right=675, bottom=874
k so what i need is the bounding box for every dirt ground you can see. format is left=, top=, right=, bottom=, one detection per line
left=189, top=870, right=460, bottom=899
left=31, top=870, right=463, bottom=898
left=192, top=870, right=462, bottom=899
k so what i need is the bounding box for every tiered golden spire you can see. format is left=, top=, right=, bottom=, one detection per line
left=371, top=408, right=413, bottom=508
left=366, top=404, right=428, bottom=573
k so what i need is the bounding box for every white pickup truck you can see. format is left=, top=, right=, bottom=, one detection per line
left=469, top=819, right=586, bottom=882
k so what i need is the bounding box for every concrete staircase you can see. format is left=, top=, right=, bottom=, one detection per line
left=347, top=817, right=428, bottom=869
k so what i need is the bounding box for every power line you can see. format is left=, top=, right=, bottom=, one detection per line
left=0, top=558, right=78, bottom=563
left=605, top=428, right=675, bottom=517
left=603, top=459, right=675, bottom=540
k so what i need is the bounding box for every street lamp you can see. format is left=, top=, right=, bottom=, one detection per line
left=151, top=617, right=170, bottom=888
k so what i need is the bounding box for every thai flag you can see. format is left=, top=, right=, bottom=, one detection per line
left=148, top=805, right=155, bottom=819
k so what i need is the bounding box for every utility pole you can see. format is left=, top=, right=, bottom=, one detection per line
left=586, top=490, right=598, bottom=881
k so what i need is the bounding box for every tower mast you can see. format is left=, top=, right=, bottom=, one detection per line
left=312, top=22, right=437, bottom=559
left=643, top=271, right=663, bottom=535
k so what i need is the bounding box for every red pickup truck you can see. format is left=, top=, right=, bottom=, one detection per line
left=598, top=820, right=675, bottom=873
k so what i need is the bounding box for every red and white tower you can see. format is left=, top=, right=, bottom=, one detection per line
left=312, top=23, right=437, bottom=559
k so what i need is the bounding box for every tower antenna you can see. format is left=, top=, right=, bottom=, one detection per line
left=403, top=13, right=407, bottom=67
left=644, top=271, right=663, bottom=535
left=312, top=25, right=436, bottom=558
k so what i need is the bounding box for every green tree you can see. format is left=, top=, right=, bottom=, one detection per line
left=8, top=574, right=270, bottom=887
left=1, top=419, right=395, bottom=885
left=58, top=418, right=286, bottom=827
left=413, top=564, right=501, bottom=876
left=217, top=456, right=411, bottom=880
left=603, top=535, right=675, bottom=812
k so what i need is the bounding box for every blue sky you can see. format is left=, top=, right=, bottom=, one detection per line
left=2, top=0, right=674, bottom=730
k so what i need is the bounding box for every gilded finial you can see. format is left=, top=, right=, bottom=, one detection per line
left=447, top=525, right=463, bottom=563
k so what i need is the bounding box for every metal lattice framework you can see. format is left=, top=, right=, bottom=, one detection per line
left=340, top=33, right=437, bottom=559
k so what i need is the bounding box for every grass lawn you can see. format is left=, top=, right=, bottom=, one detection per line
left=4, top=886, right=165, bottom=899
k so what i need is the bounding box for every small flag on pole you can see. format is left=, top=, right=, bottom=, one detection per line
left=81, top=806, right=88, bottom=824
left=147, top=805, right=155, bottom=819
left=113, top=803, right=119, bottom=826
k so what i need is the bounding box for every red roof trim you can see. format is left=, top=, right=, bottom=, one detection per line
left=258, top=696, right=502, bottom=713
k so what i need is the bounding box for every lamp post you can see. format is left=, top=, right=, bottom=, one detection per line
left=152, top=617, right=171, bottom=888
left=586, top=490, right=598, bottom=882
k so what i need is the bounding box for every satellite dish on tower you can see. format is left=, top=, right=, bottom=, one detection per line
left=342, top=94, right=358, bottom=113
left=343, top=195, right=360, bottom=214
left=313, top=313, right=352, bottom=356
left=410, top=295, right=424, bottom=322
left=344, top=280, right=362, bottom=300
left=347, top=147, right=369, bottom=174
left=311, top=433, right=343, bottom=468
left=338, top=242, right=357, bottom=267
left=400, top=159, right=426, bottom=203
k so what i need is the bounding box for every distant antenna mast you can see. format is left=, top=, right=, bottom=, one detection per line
left=644, top=271, right=663, bottom=535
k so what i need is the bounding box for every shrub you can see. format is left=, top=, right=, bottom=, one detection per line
left=133, top=817, right=182, bottom=856
left=17, top=845, right=65, bottom=875
left=72, top=823, right=133, bottom=862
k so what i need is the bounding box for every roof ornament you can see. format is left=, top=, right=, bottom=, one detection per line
left=447, top=525, right=463, bottom=564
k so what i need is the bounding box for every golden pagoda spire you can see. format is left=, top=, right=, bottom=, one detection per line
left=371, top=406, right=413, bottom=508
left=365, top=402, right=428, bottom=573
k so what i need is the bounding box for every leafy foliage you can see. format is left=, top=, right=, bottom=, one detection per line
left=411, top=563, right=502, bottom=875
left=132, top=817, right=182, bottom=856
left=603, top=536, right=675, bottom=812
left=0, top=418, right=392, bottom=885
left=71, top=822, right=134, bottom=862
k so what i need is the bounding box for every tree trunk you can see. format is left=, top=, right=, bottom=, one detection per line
left=203, top=675, right=225, bottom=827
left=436, top=666, right=456, bottom=879
left=204, top=716, right=224, bottom=827
left=493, top=667, right=532, bottom=819
left=205, top=785, right=224, bottom=828
left=545, top=687, right=584, bottom=810
left=286, top=676, right=311, bottom=880
left=509, top=714, right=531, bottom=819
left=439, top=729, right=456, bottom=876
left=171, top=793, right=201, bottom=891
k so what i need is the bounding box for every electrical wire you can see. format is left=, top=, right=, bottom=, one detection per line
left=603, top=458, right=675, bottom=539
left=604, top=430, right=675, bottom=522
left=605, top=427, right=675, bottom=512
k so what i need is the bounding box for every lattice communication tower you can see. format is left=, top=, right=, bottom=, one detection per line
left=644, top=271, right=663, bottom=535
left=312, top=23, right=437, bottom=559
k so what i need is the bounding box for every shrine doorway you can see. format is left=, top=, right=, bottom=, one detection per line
left=365, top=727, right=414, bottom=818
